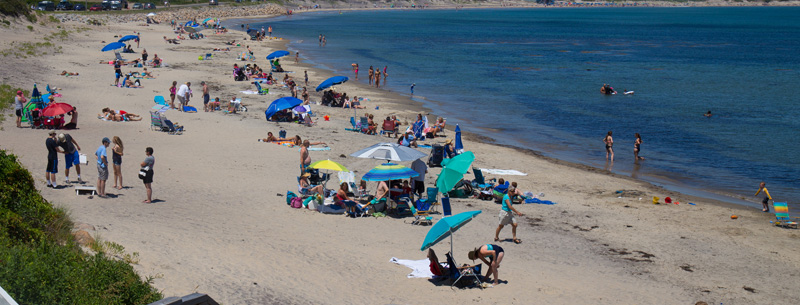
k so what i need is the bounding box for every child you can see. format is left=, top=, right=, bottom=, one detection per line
left=210, top=97, right=221, bottom=112
left=755, top=182, right=772, bottom=212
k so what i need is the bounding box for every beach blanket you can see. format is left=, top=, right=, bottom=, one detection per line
left=240, top=90, right=259, bottom=95
left=389, top=257, right=434, bottom=279
left=525, top=198, right=557, bottom=205
left=479, top=168, right=528, bottom=176
left=297, top=147, right=331, bottom=151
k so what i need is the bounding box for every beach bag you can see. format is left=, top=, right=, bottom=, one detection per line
left=286, top=191, right=297, bottom=205
left=290, top=197, right=303, bottom=209
left=428, top=145, right=445, bottom=168
left=138, top=166, right=150, bottom=179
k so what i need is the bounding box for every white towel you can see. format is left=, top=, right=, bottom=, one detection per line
left=479, top=168, right=528, bottom=176
left=390, top=257, right=434, bottom=279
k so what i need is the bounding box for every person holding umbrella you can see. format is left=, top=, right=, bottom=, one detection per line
left=495, top=186, right=523, bottom=244
left=468, top=244, right=505, bottom=287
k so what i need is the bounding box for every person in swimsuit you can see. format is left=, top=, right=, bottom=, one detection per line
left=111, top=136, right=124, bottom=190
left=299, top=173, right=324, bottom=198
left=168, top=81, right=177, bottom=109
left=300, top=140, right=312, bottom=175
left=336, top=182, right=358, bottom=217
left=469, top=244, right=505, bottom=286
left=352, top=63, right=358, bottom=80
left=755, top=182, right=772, bottom=212
left=368, top=66, right=374, bottom=85
left=634, top=133, right=645, bottom=161
left=496, top=186, right=524, bottom=244
left=604, top=131, right=614, bottom=161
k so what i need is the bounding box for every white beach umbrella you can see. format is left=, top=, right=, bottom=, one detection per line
left=350, top=143, right=427, bottom=162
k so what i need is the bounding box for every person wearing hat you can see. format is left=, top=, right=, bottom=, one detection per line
left=45, top=131, right=60, bottom=188
left=95, top=137, right=111, bottom=197
left=57, top=133, right=82, bottom=184
left=468, top=244, right=505, bottom=287
left=495, top=186, right=523, bottom=244
left=14, top=90, right=27, bottom=128
left=444, top=139, right=456, bottom=158
left=298, top=172, right=324, bottom=198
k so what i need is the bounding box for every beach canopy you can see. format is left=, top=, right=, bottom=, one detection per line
left=41, top=102, right=74, bottom=117
left=350, top=143, right=427, bottom=162
left=101, top=42, right=126, bottom=52
left=315, top=76, right=349, bottom=92
left=436, top=151, right=475, bottom=195
left=264, top=97, right=303, bottom=121
left=184, top=21, right=198, bottom=27
left=146, top=12, right=156, bottom=17
left=266, top=50, right=290, bottom=60
left=309, top=160, right=348, bottom=172
left=185, top=26, right=199, bottom=33
left=118, top=35, right=138, bottom=42
left=454, top=124, right=463, bottom=152
left=362, top=163, right=419, bottom=182
left=420, top=210, right=482, bottom=254
left=202, top=18, right=213, bottom=24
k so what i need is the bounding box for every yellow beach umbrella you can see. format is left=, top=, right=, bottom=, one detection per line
left=309, top=159, right=348, bottom=172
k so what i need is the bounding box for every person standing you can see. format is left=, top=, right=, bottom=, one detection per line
left=755, top=182, right=772, bottom=212
left=410, top=83, right=415, bottom=96
left=111, top=136, right=124, bottom=190
left=375, top=70, right=381, bottom=87
left=410, top=158, right=427, bottom=201
left=383, top=65, right=388, bottom=83
left=295, top=51, right=299, bottom=63
left=468, top=244, right=505, bottom=287
left=168, top=81, right=177, bottom=109
left=495, top=186, right=523, bottom=244
left=176, top=82, right=191, bottom=111
left=14, top=90, right=26, bottom=128
left=352, top=63, right=358, bottom=80
left=141, top=147, right=155, bottom=203
left=57, top=133, right=82, bottom=184
left=142, top=48, right=148, bottom=63
left=268, top=25, right=273, bottom=38
left=201, top=81, right=210, bottom=112
left=368, top=66, right=374, bottom=85
left=95, top=137, right=110, bottom=197
left=45, top=131, right=60, bottom=188
left=634, top=133, right=645, bottom=161
left=114, top=60, right=122, bottom=86
left=304, top=70, right=309, bottom=86
left=603, top=131, right=614, bottom=161
left=300, top=140, right=311, bottom=175
left=136, top=32, right=140, bottom=48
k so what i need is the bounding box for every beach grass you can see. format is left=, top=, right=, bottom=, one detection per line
left=0, top=150, right=163, bottom=304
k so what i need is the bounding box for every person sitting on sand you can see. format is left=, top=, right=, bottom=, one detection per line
left=152, top=54, right=162, bottom=67
left=209, top=97, right=221, bottom=112
left=124, top=78, right=142, bottom=88
left=228, top=96, right=241, bottom=113
left=141, top=68, right=155, bottom=78
left=299, top=172, right=325, bottom=198
left=444, top=139, right=456, bottom=158
left=367, top=114, right=377, bottom=135
left=60, top=70, right=79, bottom=76
left=400, top=131, right=418, bottom=148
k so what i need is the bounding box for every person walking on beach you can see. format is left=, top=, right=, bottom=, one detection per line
left=141, top=147, right=155, bottom=203
left=411, top=158, right=427, bottom=201
left=496, top=186, right=524, bottom=244
left=95, top=137, right=110, bottom=197
left=201, top=81, right=210, bottom=112
left=755, top=182, right=772, bottom=212
left=634, top=133, right=645, bottom=161
left=57, top=133, right=82, bottom=184
left=300, top=140, right=311, bottom=175
left=304, top=70, right=309, bottom=86
left=604, top=131, right=614, bottom=161
left=114, top=60, right=122, bottom=86
left=383, top=65, right=388, bottom=83
left=368, top=66, right=374, bottom=85
left=45, top=131, right=59, bottom=188
left=111, top=136, right=124, bottom=190
left=176, top=82, right=191, bottom=111
left=168, top=81, right=177, bottom=109
left=14, top=90, right=26, bottom=128
left=352, top=63, right=358, bottom=80
left=469, top=244, right=505, bottom=287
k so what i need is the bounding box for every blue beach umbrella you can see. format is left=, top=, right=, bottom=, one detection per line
left=315, top=76, right=349, bottom=92
left=454, top=124, right=463, bottom=153
left=420, top=210, right=482, bottom=254
left=184, top=21, right=198, bottom=27
left=362, top=163, right=419, bottom=182
left=264, top=97, right=303, bottom=121
left=436, top=151, right=475, bottom=195
left=118, top=35, right=138, bottom=42
left=101, top=42, right=126, bottom=52
left=266, top=50, right=290, bottom=60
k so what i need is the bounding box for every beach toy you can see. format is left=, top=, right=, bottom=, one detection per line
left=664, top=197, right=672, bottom=204
left=198, top=56, right=203, bottom=60
left=324, top=115, right=330, bottom=121
left=688, top=202, right=696, bottom=206
left=652, top=196, right=660, bottom=204
left=731, top=215, right=738, bottom=219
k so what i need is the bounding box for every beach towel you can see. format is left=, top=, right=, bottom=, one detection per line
left=389, top=257, right=435, bottom=279
left=479, top=168, right=528, bottom=176
left=297, top=147, right=331, bottom=151
left=240, top=90, right=259, bottom=95
left=525, top=198, right=557, bottom=205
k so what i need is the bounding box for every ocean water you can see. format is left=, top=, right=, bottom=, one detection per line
left=238, top=7, right=800, bottom=209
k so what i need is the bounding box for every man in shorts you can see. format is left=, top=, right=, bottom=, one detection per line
left=58, top=133, right=82, bottom=184
left=495, top=186, right=524, bottom=244
left=96, top=137, right=110, bottom=197
left=176, top=82, right=191, bottom=111
left=410, top=158, right=427, bottom=201
left=114, top=60, right=122, bottom=86
left=45, top=131, right=59, bottom=188
left=15, top=90, right=26, bottom=128
left=201, top=81, right=210, bottom=112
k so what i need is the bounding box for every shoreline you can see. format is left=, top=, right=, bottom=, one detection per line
left=1, top=7, right=799, bottom=304
left=224, top=11, right=772, bottom=214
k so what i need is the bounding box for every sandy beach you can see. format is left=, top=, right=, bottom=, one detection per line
left=1, top=6, right=799, bottom=304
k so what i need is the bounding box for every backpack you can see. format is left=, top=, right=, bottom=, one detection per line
left=286, top=191, right=297, bottom=205
left=428, top=144, right=445, bottom=168
left=290, top=197, right=303, bottom=209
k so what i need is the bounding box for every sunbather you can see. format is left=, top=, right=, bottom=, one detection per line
left=259, top=131, right=290, bottom=142
left=299, top=173, right=324, bottom=198
left=124, top=78, right=143, bottom=88
left=60, top=70, right=79, bottom=76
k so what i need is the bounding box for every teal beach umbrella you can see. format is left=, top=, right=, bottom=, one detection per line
left=436, top=151, right=475, bottom=195
left=420, top=210, right=482, bottom=254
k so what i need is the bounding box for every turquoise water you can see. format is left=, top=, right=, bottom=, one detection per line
left=236, top=7, right=800, bottom=208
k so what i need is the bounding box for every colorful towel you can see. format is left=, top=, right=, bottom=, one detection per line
left=297, top=147, right=331, bottom=151
left=480, top=168, right=528, bottom=176
left=525, top=198, right=557, bottom=205
left=389, top=257, right=434, bottom=279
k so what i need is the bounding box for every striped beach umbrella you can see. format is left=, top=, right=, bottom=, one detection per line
left=362, top=163, right=419, bottom=182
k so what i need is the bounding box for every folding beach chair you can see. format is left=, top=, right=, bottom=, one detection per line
left=114, top=52, right=124, bottom=62
left=149, top=111, right=164, bottom=131
left=382, top=119, right=398, bottom=137
left=359, top=116, right=369, bottom=133
left=159, top=113, right=183, bottom=135
left=471, top=168, right=496, bottom=200
left=408, top=199, right=433, bottom=225
left=444, top=251, right=482, bottom=289
left=441, top=197, right=452, bottom=217
left=422, top=187, right=440, bottom=213
left=154, top=95, right=168, bottom=106
left=254, top=82, right=268, bottom=95
left=771, top=202, right=798, bottom=229
left=345, top=117, right=360, bottom=132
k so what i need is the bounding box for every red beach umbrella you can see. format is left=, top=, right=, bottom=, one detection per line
left=41, top=102, right=74, bottom=117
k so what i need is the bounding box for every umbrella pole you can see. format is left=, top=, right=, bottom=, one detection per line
left=450, top=228, right=454, bottom=255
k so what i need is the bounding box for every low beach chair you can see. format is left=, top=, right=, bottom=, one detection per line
left=149, top=111, right=164, bottom=131
left=423, top=187, right=440, bottom=213
left=154, top=95, right=168, bottom=106
left=772, top=202, right=798, bottom=229
left=159, top=113, right=183, bottom=135
left=204, top=53, right=212, bottom=60
left=345, top=117, right=359, bottom=132
left=359, top=116, right=369, bottom=133
left=382, top=119, right=398, bottom=137
left=444, top=252, right=482, bottom=289
left=408, top=200, right=433, bottom=226
left=441, top=197, right=452, bottom=217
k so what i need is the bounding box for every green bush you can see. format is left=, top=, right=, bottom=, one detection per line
left=0, top=150, right=163, bottom=304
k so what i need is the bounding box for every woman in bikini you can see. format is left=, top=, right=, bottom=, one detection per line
left=368, top=66, right=374, bottom=85
left=604, top=131, right=614, bottom=161
left=634, top=133, right=645, bottom=161
left=469, top=244, right=506, bottom=287
left=168, top=81, right=177, bottom=109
